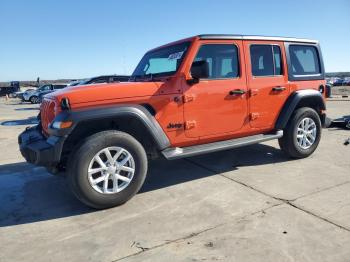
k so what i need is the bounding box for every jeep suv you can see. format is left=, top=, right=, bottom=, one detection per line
left=18, top=35, right=326, bottom=209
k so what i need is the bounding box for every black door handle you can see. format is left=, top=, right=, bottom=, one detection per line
left=272, top=86, right=286, bottom=91
left=229, top=89, right=246, bottom=95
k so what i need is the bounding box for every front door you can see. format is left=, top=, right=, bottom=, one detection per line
left=244, top=41, right=290, bottom=128
left=183, top=41, right=248, bottom=138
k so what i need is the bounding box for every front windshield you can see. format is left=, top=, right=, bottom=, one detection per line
left=132, top=41, right=190, bottom=79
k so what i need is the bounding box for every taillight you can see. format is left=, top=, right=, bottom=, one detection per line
left=319, top=85, right=324, bottom=94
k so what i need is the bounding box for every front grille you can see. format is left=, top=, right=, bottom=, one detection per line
left=40, top=98, right=56, bottom=135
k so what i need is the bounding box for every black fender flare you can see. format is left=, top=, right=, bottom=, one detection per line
left=275, top=89, right=326, bottom=129
left=48, top=104, right=170, bottom=150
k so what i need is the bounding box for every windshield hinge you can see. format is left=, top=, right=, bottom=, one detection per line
left=183, top=94, right=195, bottom=103
left=250, top=113, right=260, bottom=121
left=185, top=120, right=196, bottom=130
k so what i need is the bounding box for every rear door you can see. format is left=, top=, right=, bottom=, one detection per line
left=244, top=41, right=289, bottom=129
left=183, top=40, right=248, bottom=138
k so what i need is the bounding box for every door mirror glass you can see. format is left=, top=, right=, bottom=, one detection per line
left=190, top=60, right=209, bottom=83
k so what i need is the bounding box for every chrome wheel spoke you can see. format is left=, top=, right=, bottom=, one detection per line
left=112, top=173, right=119, bottom=193
left=119, top=166, right=134, bottom=173
left=118, top=154, right=131, bottom=166
left=112, top=149, right=125, bottom=162
left=94, top=155, right=106, bottom=168
left=92, top=175, right=106, bottom=185
left=117, top=174, right=131, bottom=183
left=88, top=167, right=105, bottom=175
left=304, top=118, right=310, bottom=129
left=308, top=122, right=316, bottom=130
left=103, top=174, right=110, bottom=193
left=301, top=136, right=306, bottom=147
left=103, top=149, right=114, bottom=164
left=305, top=137, right=311, bottom=146
left=307, top=132, right=315, bottom=142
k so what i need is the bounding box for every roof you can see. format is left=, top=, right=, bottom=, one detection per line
left=198, top=34, right=318, bottom=44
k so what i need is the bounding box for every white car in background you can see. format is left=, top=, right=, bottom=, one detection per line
left=22, top=84, right=67, bottom=104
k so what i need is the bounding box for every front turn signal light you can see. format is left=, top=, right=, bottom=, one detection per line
left=52, top=120, right=73, bottom=129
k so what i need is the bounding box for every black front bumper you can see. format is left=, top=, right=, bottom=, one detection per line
left=18, top=125, right=65, bottom=167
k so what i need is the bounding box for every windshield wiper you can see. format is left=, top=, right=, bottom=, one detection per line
left=130, top=74, right=157, bottom=82
left=144, top=73, right=154, bottom=81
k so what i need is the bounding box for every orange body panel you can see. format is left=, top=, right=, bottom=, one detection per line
left=243, top=40, right=290, bottom=129
left=45, top=36, right=325, bottom=148
left=182, top=39, right=248, bottom=139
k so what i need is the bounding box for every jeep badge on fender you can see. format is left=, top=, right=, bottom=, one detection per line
left=167, top=123, right=183, bottom=129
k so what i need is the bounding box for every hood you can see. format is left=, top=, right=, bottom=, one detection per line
left=47, top=81, right=160, bottom=106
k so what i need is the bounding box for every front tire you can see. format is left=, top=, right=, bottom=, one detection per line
left=67, top=130, right=148, bottom=209
left=30, top=96, right=39, bottom=104
left=278, top=107, right=321, bottom=158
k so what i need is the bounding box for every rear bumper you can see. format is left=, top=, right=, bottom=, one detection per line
left=18, top=125, right=65, bottom=167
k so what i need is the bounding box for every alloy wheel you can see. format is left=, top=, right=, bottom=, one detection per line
left=87, top=146, right=135, bottom=194
left=296, top=117, right=317, bottom=150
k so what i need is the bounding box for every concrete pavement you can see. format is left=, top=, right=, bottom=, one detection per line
left=0, top=98, right=349, bottom=261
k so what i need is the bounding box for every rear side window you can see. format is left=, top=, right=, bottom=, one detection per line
left=250, top=45, right=283, bottom=77
left=273, top=46, right=282, bottom=75
left=289, top=45, right=320, bottom=75
left=194, top=44, right=239, bottom=79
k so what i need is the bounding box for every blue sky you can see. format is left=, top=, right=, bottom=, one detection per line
left=0, top=0, right=349, bottom=81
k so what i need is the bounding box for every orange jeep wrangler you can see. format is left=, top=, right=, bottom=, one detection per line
left=19, top=35, right=326, bottom=208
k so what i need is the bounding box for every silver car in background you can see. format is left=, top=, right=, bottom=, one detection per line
left=22, top=84, right=67, bottom=104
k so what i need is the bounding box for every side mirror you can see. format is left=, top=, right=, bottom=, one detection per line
left=188, top=60, right=209, bottom=84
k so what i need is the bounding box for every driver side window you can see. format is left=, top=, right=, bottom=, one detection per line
left=193, top=44, right=239, bottom=79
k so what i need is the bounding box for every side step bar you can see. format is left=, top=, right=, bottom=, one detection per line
left=162, top=130, right=283, bottom=160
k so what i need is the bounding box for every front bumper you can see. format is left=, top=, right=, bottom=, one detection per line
left=18, top=125, right=65, bottom=167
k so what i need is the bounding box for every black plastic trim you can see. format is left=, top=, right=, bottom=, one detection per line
left=198, top=34, right=318, bottom=44
left=48, top=104, right=170, bottom=150
left=18, top=126, right=64, bottom=166
left=275, top=89, right=326, bottom=129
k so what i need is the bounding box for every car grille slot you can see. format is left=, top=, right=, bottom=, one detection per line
left=40, top=99, right=56, bottom=135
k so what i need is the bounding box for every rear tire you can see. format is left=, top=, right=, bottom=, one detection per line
left=67, top=130, right=148, bottom=209
left=278, top=107, right=321, bottom=158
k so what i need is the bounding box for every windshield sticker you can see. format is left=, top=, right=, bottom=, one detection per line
left=168, top=51, right=184, bottom=60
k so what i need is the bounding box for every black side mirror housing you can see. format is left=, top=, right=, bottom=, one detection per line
left=188, top=60, right=209, bottom=84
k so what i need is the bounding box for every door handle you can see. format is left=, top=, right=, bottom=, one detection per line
left=272, top=86, right=286, bottom=91
left=229, top=89, right=246, bottom=95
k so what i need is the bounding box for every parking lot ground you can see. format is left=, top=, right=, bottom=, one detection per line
left=0, top=98, right=349, bottom=262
